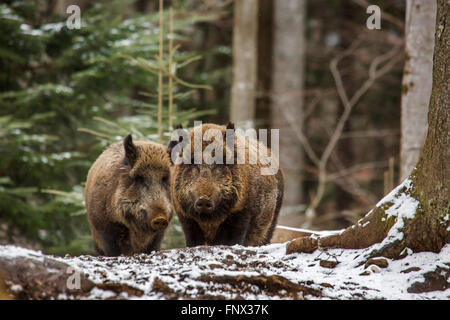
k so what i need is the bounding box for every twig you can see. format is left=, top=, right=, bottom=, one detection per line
left=157, top=0, right=164, bottom=143
left=340, top=128, right=399, bottom=139
left=388, top=156, right=395, bottom=190
left=280, top=110, right=320, bottom=167
left=327, top=160, right=388, bottom=181
left=77, top=128, right=112, bottom=139
left=289, top=39, right=403, bottom=226
left=168, top=7, right=174, bottom=131
left=329, top=152, right=378, bottom=205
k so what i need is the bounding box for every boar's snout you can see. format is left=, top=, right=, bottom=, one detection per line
left=194, top=196, right=214, bottom=214
left=150, top=216, right=169, bottom=231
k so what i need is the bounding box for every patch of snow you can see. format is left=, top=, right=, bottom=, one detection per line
left=20, top=23, right=43, bottom=36
left=0, top=245, right=44, bottom=262
left=86, top=287, right=117, bottom=300
left=1, top=220, right=449, bottom=300
left=370, top=178, right=420, bottom=252
left=10, top=284, right=22, bottom=293
left=41, top=22, right=65, bottom=33
left=275, top=225, right=344, bottom=237
left=114, top=39, right=134, bottom=47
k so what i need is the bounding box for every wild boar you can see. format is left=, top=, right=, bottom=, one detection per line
left=169, top=122, right=284, bottom=246
left=85, top=134, right=173, bottom=256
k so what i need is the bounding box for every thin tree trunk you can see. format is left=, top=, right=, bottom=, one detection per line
left=400, top=0, right=436, bottom=180
left=335, top=0, right=358, bottom=211
left=230, top=0, right=259, bottom=125
left=287, top=0, right=449, bottom=257
left=255, top=0, right=273, bottom=130
left=271, top=0, right=306, bottom=205
left=51, top=0, right=92, bottom=14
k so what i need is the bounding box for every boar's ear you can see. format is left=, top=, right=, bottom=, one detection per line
left=123, top=134, right=138, bottom=166
left=225, top=121, right=235, bottom=141
left=224, top=121, right=235, bottom=151
left=226, top=121, right=235, bottom=130
left=167, top=124, right=184, bottom=163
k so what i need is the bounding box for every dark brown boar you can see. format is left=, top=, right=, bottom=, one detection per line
left=169, top=122, right=284, bottom=247
left=85, top=134, right=173, bottom=256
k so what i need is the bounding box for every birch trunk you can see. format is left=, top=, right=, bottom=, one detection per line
left=271, top=0, right=306, bottom=205
left=230, top=0, right=259, bottom=125
left=400, top=0, right=436, bottom=180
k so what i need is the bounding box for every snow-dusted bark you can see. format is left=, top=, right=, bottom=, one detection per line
left=400, top=0, right=436, bottom=180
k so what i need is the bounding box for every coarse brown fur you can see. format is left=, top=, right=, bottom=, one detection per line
left=169, top=123, right=284, bottom=246
left=85, top=135, right=173, bottom=256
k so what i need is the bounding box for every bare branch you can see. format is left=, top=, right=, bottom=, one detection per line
left=301, top=41, right=403, bottom=225
left=280, top=107, right=321, bottom=167
left=340, top=129, right=399, bottom=139
left=327, top=160, right=388, bottom=181
left=324, top=43, right=402, bottom=170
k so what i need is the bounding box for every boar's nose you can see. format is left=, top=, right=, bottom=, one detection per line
left=195, top=196, right=214, bottom=214
left=150, top=216, right=168, bottom=231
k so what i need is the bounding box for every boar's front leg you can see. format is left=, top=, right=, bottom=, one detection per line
left=144, top=231, right=165, bottom=253
left=213, top=211, right=251, bottom=246
left=98, top=222, right=129, bottom=256
left=178, top=215, right=205, bottom=247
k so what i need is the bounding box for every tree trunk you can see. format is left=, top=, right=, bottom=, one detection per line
left=255, top=0, right=273, bottom=130
left=410, top=0, right=450, bottom=252
left=50, top=0, right=92, bottom=15
left=335, top=0, right=359, bottom=211
left=400, top=0, right=436, bottom=180
left=271, top=0, right=306, bottom=205
left=230, top=0, right=259, bottom=125
left=287, top=0, right=449, bottom=257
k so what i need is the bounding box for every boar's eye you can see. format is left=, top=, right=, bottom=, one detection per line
left=134, top=175, right=145, bottom=184
left=161, top=175, right=169, bottom=185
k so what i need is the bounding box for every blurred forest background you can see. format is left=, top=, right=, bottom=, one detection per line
left=0, top=0, right=430, bottom=255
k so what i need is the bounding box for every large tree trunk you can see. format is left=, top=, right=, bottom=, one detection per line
left=400, top=0, right=436, bottom=180
left=287, top=0, right=449, bottom=257
left=230, top=0, right=259, bottom=125
left=271, top=0, right=306, bottom=205
left=410, top=0, right=450, bottom=251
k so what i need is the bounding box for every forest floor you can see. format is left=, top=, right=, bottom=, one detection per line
left=0, top=240, right=448, bottom=300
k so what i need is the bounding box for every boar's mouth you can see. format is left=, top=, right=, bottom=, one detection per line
left=124, top=211, right=152, bottom=232
left=187, top=198, right=232, bottom=222
left=125, top=210, right=169, bottom=233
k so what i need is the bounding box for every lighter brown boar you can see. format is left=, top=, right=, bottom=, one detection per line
left=85, top=134, right=173, bottom=256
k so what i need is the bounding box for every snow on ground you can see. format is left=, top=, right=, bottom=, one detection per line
left=0, top=242, right=448, bottom=300
left=0, top=178, right=448, bottom=300
left=275, top=225, right=343, bottom=237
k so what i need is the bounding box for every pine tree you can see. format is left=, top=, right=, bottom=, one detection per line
left=0, top=1, right=217, bottom=254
